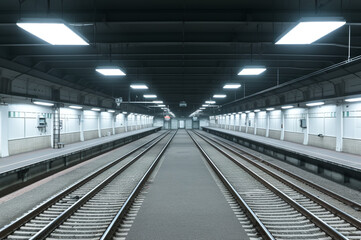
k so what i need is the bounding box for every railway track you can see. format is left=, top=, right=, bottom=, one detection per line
left=188, top=130, right=361, bottom=240
left=0, top=130, right=176, bottom=240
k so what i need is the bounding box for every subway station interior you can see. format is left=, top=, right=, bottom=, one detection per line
left=0, top=0, right=361, bottom=239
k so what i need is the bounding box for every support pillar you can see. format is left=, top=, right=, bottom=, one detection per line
left=254, top=113, right=258, bottom=135
left=80, top=111, right=84, bottom=141
left=266, top=112, right=270, bottom=137
left=303, top=110, right=309, bottom=145
left=280, top=111, right=285, bottom=141
left=0, top=105, right=9, bottom=157
left=245, top=114, right=249, bottom=133
left=97, top=114, right=101, bottom=138
left=112, top=114, right=115, bottom=135
left=335, top=104, right=343, bottom=151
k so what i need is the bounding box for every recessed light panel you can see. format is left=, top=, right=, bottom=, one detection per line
left=238, top=68, right=266, bottom=75
left=144, top=94, right=157, bottom=98
left=17, top=19, right=88, bottom=45
left=130, top=84, right=148, bottom=89
left=223, top=84, right=241, bottom=89
left=213, top=94, right=226, bottom=98
left=96, top=68, right=126, bottom=76
left=306, top=102, right=324, bottom=107
left=276, top=19, right=346, bottom=44
left=33, top=101, right=54, bottom=107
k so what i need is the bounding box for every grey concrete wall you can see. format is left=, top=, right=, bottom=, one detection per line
left=83, top=130, right=99, bottom=141
left=60, top=132, right=81, bottom=144
left=342, top=138, right=361, bottom=155
left=101, top=128, right=113, bottom=137
left=235, top=126, right=240, bottom=131
left=115, top=127, right=126, bottom=134
left=256, top=128, right=266, bottom=137
left=8, top=135, right=51, bottom=155
left=284, top=131, right=304, bottom=144
left=308, top=134, right=336, bottom=150
left=247, top=127, right=254, bottom=134
left=240, top=126, right=246, bottom=132
left=269, top=129, right=281, bottom=139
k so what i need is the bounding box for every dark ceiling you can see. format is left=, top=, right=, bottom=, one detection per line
left=1, top=0, right=361, bottom=117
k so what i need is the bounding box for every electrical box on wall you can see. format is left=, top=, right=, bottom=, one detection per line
left=300, top=119, right=307, bottom=128
left=37, top=117, right=47, bottom=128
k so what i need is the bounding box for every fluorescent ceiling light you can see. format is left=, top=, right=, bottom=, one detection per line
left=238, top=112, right=242, bottom=114
left=213, top=94, right=227, bottom=98
left=306, top=101, right=324, bottom=107
left=281, top=105, right=294, bottom=109
left=17, top=19, right=88, bottom=45
left=130, top=84, right=148, bottom=89
left=345, top=97, right=361, bottom=103
left=144, top=94, right=157, bottom=98
left=238, top=67, right=266, bottom=75
left=223, top=84, right=241, bottom=89
left=69, top=105, right=82, bottom=109
left=254, top=109, right=261, bottom=112
left=266, top=108, right=275, bottom=111
left=205, top=100, right=216, bottom=104
left=200, top=107, right=206, bottom=110
left=96, top=68, right=126, bottom=76
left=158, top=104, right=166, bottom=107
left=245, top=111, right=250, bottom=113
left=122, top=112, right=128, bottom=114
left=91, top=108, right=101, bottom=111
left=107, top=110, right=115, bottom=113
left=33, top=101, right=54, bottom=107
left=276, top=19, right=346, bottom=44
left=202, top=104, right=209, bottom=107
left=153, top=100, right=163, bottom=104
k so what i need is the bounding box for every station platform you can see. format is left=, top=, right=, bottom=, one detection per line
left=0, top=127, right=159, bottom=174
left=127, top=130, right=248, bottom=240
left=0, top=127, right=161, bottom=196
left=202, top=127, right=361, bottom=189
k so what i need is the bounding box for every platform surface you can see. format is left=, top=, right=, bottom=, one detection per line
left=126, top=130, right=248, bottom=240
left=204, top=127, right=361, bottom=171
left=0, top=127, right=158, bottom=174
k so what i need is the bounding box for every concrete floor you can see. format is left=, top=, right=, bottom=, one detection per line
left=126, top=130, right=248, bottom=240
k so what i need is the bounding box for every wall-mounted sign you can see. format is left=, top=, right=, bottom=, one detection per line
left=164, top=115, right=171, bottom=121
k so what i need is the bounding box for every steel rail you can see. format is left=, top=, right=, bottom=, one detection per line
left=186, top=130, right=275, bottom=240
left=191, top=130, right=348, bottom=240
left=200, top=131, right=361, bottom=210
left=195, top=130, right=361, bottom=230
left=28, top=130, right=171, bottom=240
left=100, top=130, right=178, bottom=240
left=0, top=130, right=169, bottom=239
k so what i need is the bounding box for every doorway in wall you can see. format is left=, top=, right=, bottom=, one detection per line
left=179, top=120, right=185, bottom=129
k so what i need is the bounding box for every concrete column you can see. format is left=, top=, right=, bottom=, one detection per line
left=125, top=114, right=128, bottom=132
left=0, top=105, right=9, bottom=157
left=97, top=113, right=101, bottom=138
left=50, top=109, right=54, bottom=148
left=280, top=110, right=285, bottom=140
left=245, top=114, right=249, bottom=133
left=80, top=111, right=84, bottom=141
left=335, top=104, right=343, bottom=151
left=266, top=112, right=270, bottom=137
left=303, top=110, right=309, bottom=145
left=254, top=113, right=258, bottom=135
left=112, top=114, right=115, bottom=135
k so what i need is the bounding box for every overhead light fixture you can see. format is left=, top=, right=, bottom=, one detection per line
left=130, top=84, right=148, bottom=89
left=200, top=107, right=206, bottom=110
left=122, top=111, right=128, bottom=114
left=96, top=67, right=126, bottom=76
left=144, top=94, right=157, bottom=98
left=91, top=108, right=101, bottom=111
left=276, top=18, right=346, bottom=45
left=205, top=100, right=216, bottom=104
left=33, top=101, right=54, bottom=107
left=223, top=83, right=241, bottom=89
left=254, top=109, right=261, bottom=112
left=69, top=105, right=83, bottom=109
left=202, top=104, right=209, bottom=107
left=153, top=100, right=163, bottom=104
left=17, top=19, right=88, bottom=45
left=238, top=67, right=266, bottom=75
left=238, top=112, right=242, bottom=114
left=107, top=110, right=115, bottom=113
left=245, top=111, right=250, bottom=113
left=158, top=104, right=166, bottom=107
left=306, top=101, right=324, bottom=107
left=213, top=94, right=227, bottom=98
left=266, top=108, right=275, bottom=111
left=281, top=105, right=294, bottom=109
left=345, top=97, right=361, bottom=103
